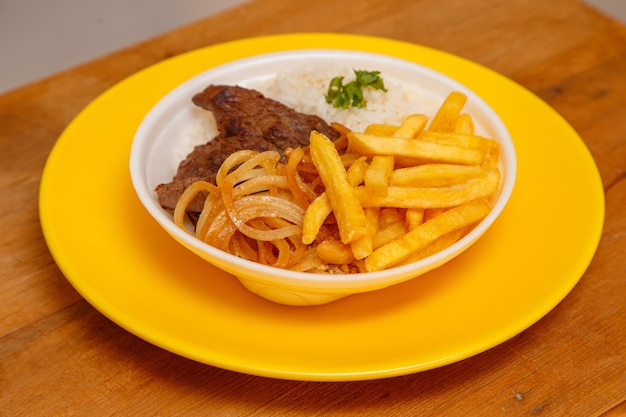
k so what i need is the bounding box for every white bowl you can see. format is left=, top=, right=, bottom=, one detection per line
left=130, top=49, right=516, bottom=306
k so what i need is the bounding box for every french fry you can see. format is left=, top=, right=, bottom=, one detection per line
left=429, top=91, right=468, bottom=133
left=348, top=132, right=485, bottom=165
left=484, top=140, right=501, bottom=168
left=405, top=208, right=425, bottom=230
left=400, top=227, right=467, bottom=265
left=346, top=156, right=369, bottom=186
left=365, top=123, right=398, bottom=136
left=372, top=220, right=407, bottom=250
left=301, top=193, right=332, bottom=245
left=301, top=155, right=369, bottom=245
left=330, top=122, right=351, bottom=151
left=340, top=152, right=364, bottom=169
left=393, top=114, right=429, bottom=138
left=350, top=206, right=380, bottom=260
left=423, top=207, right=447, bottom=222
left=356, top=168, right=500, bottom=209
left=418, top=130, right=499, bottom=158
left=378, top=207, right=406, bottom=227
left=364, top=198, right=491, bottom=271
left=364, top=155, right=394, bottom=197
left=455, top=113, right=475, bottom=134
left=389, top=163, right=484, bottom=187
left=316, top=239, right=356, bottom=265
left=308, top=131, right=367, bottom=244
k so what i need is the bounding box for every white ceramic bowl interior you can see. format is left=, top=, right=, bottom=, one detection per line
left=130, top=49, right=516, bottom=306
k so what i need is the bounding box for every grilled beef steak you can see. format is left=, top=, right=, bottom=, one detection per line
left=155, top=85, right=339, bottom=213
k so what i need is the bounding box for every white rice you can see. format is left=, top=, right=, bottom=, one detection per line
left=180, top=107, right=219, bottom=160
left=245, top=64, right=437, bottom=132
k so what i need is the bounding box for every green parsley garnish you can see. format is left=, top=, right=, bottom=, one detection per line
left=325, top=70, right=387, bottom=109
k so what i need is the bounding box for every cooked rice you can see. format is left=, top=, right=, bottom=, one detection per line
left=245, top=64, right=437, bottom=131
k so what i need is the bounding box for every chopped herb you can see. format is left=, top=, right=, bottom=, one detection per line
left=325, top=70, right=387, bottom=109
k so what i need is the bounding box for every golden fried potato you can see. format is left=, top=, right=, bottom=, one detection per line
left=454, top=113, right=475, bottom=135
left=418, top=131, right=499, bottom=158
left=301, top=192, right=333, bottom=245
left=316, top=239, right=356, bottom=265
left=308, top=131, right=367, bottom=244
left=350, top=207, right=380, bottom=260
left=365, top=123, right=399, bottom=136
left=389, top=163, right=484, bottom=187
left=348, top=132, right=485, bottom=165
left=356, top=168, right=500, bottom=209
left=405, top=207, right=425, bottom=230
left=364, top=198, right=491, bottom=271
left=429, top=91, right=468, bottom=133
left=364, top=155, right=394, bottom=197
left=393, top=114, right=429, bottom=138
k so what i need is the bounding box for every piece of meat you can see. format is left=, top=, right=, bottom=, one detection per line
left=156, top=84, right=339, bottom=212
left=192, top=85, right=339, bottom=150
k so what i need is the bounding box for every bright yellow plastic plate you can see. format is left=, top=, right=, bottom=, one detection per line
left=39, top=33, right=604, bottom=381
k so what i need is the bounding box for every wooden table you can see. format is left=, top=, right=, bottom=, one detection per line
left=1, top=0, right=624, bottom=415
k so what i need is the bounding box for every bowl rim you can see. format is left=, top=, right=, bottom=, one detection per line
left=129, top=48, right=517, bottom=289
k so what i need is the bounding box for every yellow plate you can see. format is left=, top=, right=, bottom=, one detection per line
left=39, top=33, right=604, bottom=381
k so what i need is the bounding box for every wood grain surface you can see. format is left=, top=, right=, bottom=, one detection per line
left=1, top=0, right=624, bottom=415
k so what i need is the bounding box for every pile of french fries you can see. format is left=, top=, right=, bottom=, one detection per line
left=301, top=91, right=501, bottom=272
